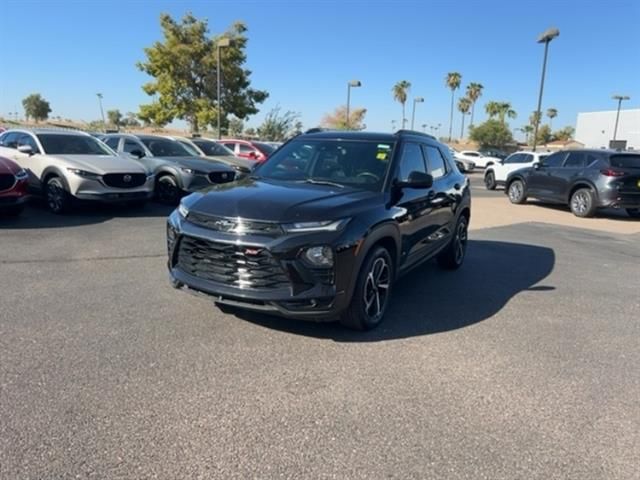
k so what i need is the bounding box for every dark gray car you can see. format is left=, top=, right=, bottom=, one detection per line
left=103, top=134, right=236, bottom=204
left=505, top=149, right=640, bottom=218
left=189, top=138, right=255, bottom=176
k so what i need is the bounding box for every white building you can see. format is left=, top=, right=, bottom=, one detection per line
left=575, top=109, right=639, bottom=149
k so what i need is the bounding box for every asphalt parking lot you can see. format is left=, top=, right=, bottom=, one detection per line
left=1, top=182, right=639, bottom=479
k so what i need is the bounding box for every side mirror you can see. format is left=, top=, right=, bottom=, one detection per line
left=130, top=149, right=145, bottom=158
left=396, top=171, right=434, bottom=189
left=533, top=162, right=541, bottom=169
left=17, top=145, right=34, bottom=156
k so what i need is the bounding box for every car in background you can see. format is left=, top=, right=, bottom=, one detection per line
left=455, top=157, right=475, bottom=173
left=189, top=137, right=255, bottom=176
left=484, top=151, right=548, bottom=190
left=0, top=129, right=153, bottom=213
left=0, top=155, right=29, bottom=216
left=162, top=135, right=205, bottom=157
left=218, top=139, right=275, bottom=162
left=455, top=150, right=501, bottom=168
left=479, top=148, right=508, bottom=160
left=505, top=149, right=640, bottom=218
left=168, top=129, right=471, bottom=330
left=102, top=133, right=236, bottom=204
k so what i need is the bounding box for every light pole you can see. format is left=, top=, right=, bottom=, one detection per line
left=346, top=80, right=361, bottom=129
left=532, top=27, right=559, bottom=152
left=422, top=123, right=427, bottom=133
left=410, top=97, right=424, bottom=130
left=217, top=37, right=231, bottom=139
left=96, top=93, right=106, bottom=131
left=391, top=120, right=397, bottom=132
left=612, top=95, right=630, bottom=140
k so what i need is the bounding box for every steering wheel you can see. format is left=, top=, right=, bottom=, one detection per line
left=356, top=172, right=380, bottom=183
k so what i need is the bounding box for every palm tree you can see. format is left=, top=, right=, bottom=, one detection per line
left=392, top=81, right=411, bottom=129
left=445, top=72, right=462, bottom=141
left=546, top=108, right=558, bottom=129
left=485, top=101, right=501, bottom=119
left=496, top=102, right=516, bottom=124
left=522, top=125, right=534, bottom=144
left=458, top=97, right=472, bottom=139
left=466, top=82, right=484, bottom=126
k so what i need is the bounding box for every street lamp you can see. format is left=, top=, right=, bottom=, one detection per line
left=96, top=93, right=106, bottom=132
left=410, top=97, right=424, bottom=130
left=612, top=95, right=630, bottom=140
left=346, top=80, right=361, bottom=129
left=531, top=27, right=559, bottom=151
left=217, top=37, right=231, bottom=139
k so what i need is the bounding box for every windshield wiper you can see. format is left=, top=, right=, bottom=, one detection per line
left=299, top=179, right=345, bottom=188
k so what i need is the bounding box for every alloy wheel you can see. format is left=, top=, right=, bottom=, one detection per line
left=363, top=257, right=391, bottom=322
left=47, top=180, right=64, bottom=213
left=571, top=191, right=589, bottom=215
left=509, top=181, right=523, bottom=202
left=454, top=218, right=468, bottom=264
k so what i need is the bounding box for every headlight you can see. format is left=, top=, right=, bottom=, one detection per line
left=283, top=218, right=350, bottom=233
left=67, top=168, right=101, bottom=179
left=15, top=169, right=28, bottom=180
left=180, top=167, right=205, bottom=175
left=178, top=202, right=189, bottom=218
left=303, top=246, right=334, bottom=267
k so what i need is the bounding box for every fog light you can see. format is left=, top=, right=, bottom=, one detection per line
left=304, top=246, right=334, bottom=267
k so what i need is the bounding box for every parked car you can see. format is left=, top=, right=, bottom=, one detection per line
left=0, top=155, right=29, bottom=216
left=455, top=150, right=501, bottom=168
left=162, top=135, right=205, bottom=157
left=455, top=157, right=475, bottom=173
left=218, top=139, right=275, bottom=162
left=189, top=137, right=256, bottom=175
left=479, top=148, right=508, bottom=160
left=484, top=151, right=549, bottom=190
left=102, top=134, right=236, bottom=204
left=505, top=149, right=640, bottom=218
left=167, top=129, right=471, bottom=330
left=0, top=129, right=154, bottom=213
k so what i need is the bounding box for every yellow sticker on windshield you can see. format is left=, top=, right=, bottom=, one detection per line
left=377, top=152, right=388, bottom=160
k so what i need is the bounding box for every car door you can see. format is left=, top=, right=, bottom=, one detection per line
left=498, top=153, right=525, bottom=182
left=0, top=132, right=20, bottom=160
left=15, top=133, right=46, bottom=190
left=527, top=151, right=567, bottom=200
left=556, top=151, right=587, bottom=201
left=237, top=142, right=258, bottom=160
left=423, top=144, right=456, bottom=245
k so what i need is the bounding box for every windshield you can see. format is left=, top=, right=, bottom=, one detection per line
left=254, top=142, right=276, bottom=155
left=177, top=139, right=202, bottom=156
left=140, top=137, right=192, bottom=157
left=255, top=139, right=395, bottom=192
left=193, top=140, right=234, bottom=156
left=610, top=154, right=640, bottom=169
left=37, top=134, right=114, bottom=155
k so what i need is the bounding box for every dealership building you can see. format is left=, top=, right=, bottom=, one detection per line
left=575, top=108, right=639, bottom=150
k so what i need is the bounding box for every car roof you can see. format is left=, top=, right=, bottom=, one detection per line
left=295, top=129, right=435, bottom=143
left=4, top=128, right=91, bottom=136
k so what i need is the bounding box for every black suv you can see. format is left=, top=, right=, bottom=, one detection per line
left=167, top=130, right=471, bottom=330
left=505, top=149, right=640, bottom=218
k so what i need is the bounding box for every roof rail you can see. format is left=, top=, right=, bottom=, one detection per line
left=395, top=129, right=437, bottom=140
left=305, top=127, right=331, bottom=134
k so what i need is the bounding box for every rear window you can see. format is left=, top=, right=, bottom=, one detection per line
left=254, top=142, right=276, bottom=155
left=609, top=155, right=640, bottom=169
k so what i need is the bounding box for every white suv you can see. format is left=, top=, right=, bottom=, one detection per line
left=0, top=129, right=154, bottom=213
left=455, top=150, right=501, bottom=168
left=484, top=151, right=549, bottom=190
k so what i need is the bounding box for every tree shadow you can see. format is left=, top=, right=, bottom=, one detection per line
left=222, top=240, right=556, bottom=342
left=0, top=199, right=174, bottom=229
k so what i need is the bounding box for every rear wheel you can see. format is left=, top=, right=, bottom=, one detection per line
left=625, top=208, right=640, bottom=219
left=507, top=179, right=527, bottom=204
left=45, top=176, right=72, bottom=214
left=437, top=215, right=469, bottom=270
left=156, top=175, right=181, bottom=205
left=570, top=188, right=596, bottom=218
left=340, top=246, right=393, bottom=331
left=484, top=171, right=496, bottom=190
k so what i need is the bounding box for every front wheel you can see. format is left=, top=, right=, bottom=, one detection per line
left=507, top=179, right=527, bottom=204
left=340, top=246, right=394, bottom=331
left=45, top=176, right=72, bottom=214
left=437, top=215, right=469, bottom=270
left=484, top=171, right=496, bottom=190
left=155, top=175, right=181, bottom=205
left=570, top=188, right=596, bottom=218
left=625, top=208, right=640, bottom=219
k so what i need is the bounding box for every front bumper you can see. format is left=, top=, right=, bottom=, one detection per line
left=0, top=192, right=30, bottom=207
left=70, top=176, right=155, bottom=203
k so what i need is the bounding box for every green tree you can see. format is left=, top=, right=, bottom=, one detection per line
left=496, top=102, right=516, bottom=124
left=485, top=101, right=501, bottom=119
left=122, top=112, right=140, bottom=128
left=22, top=93, right=51, bottom=123
left=457, top=97, right=471, bottom=139
left=107, top=109, right=122, bottom=128
left=137, top=13, right=268, bottom=133
left=445, top=72, right=462, bottom=141
left=552, top=125, right=574, bottom=141
left=522, top=125, right=534, bottom=144
left=392, top=81, right=411, bottom=129
left=535, top=124, right=552, bottom=145
left=469, top=119, right=514, bottom=149
left=257, top=107, right=300, bottom=141
left=228, top=116, right=244, bottom=136
left=244, top=127, right=257, bottom=137
left=321, top=105, right=367, bottom=130
left=529, top=110, right=541, bottom=127
left=546, top=107, right=558, bottom=129
left=465, top=82, right=483, bottom=126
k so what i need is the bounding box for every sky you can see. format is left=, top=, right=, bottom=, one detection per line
left=1, top=0, right=639, bottom=140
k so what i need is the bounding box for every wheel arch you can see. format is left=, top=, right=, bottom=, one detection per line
left=42, top=166, right=71, bottom=192
left=568, top=181, right=598, bottom=203
left=155, top=167, right=184, bottom=189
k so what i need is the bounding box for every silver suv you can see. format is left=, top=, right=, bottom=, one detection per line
left=103, top=134, right=236, bottom=204
left=0, top=129, right=154, bottom=213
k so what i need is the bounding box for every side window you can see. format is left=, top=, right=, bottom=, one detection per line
left=466, top=152, right=479, bottom=157
left=585, top=153, right=601, bottom=167
left=104, top=137, right=120, bottom=150
left=397, top=142, right=427, bottom=181
left=0, top=132, right=20, bottom=148
left=17, top=134, right=40, bottom=153
left=543, top=152, right=567, bottom=167
left=563, top=152, right=585, bottom=168
left=123, top=139, right=141, bottom=153
left=222, top=142, right=236, bottom=152
left=504, top=153, right=522, bottom=164
left=239, top=144, right=254, bottom=154
left=521, top=154, right=534, bottom=164
left=424, top=145, right=448, bottom=179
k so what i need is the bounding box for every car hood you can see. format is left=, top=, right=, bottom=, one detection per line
left=49, top=154, right=147, bottom=174
left=154, top=156, right=234, bottom=173
left=0, top=155, right=21, bottom=174
left=188, top=178, right=384, bottom=223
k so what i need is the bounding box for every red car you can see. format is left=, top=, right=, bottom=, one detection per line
left=218, top=139, right=275, bottom=162
left=0, top=155, right=29, bottom=216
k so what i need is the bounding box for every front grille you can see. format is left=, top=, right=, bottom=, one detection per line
left=103, top=173, right=147, bottom=188
left=187, top=212, right=283, bottom=236
left=208, top=171, right=235, bottom=184
left=177, top=236, right=290, bottom=290
left=0, top=174, right=16, bottom=192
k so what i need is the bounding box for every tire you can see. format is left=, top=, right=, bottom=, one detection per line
left=155, top=174, right=181, bottom=205
left=507, top=179, right=527, bottom=204
left=484, top=171, right=496, bottom=190
left=625, top=208, right=640, bottom=219
left=45, top=176, right=72, bottom=214
left=569, top=188, right=596, bottom=218
left=437, top=214, right=469, bottom=270
left=339, top=246, right=394, bottom=331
